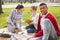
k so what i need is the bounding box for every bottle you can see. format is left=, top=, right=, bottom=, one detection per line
left=15, top=28, right=19, bottom=34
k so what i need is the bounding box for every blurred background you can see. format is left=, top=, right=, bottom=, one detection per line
left=1, top=0, right=60, bottom=3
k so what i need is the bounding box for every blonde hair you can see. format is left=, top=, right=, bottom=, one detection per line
left=31, top=6, right=37, bottom=11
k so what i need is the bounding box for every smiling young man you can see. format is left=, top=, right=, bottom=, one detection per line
left=27, top=3, right=60, bottom=40
left=34, top=3, right=60, bottom=37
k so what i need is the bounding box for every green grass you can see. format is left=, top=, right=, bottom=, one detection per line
left=0, top=6, right=60, bottom=28
left=0, top=6, right=60, bottom=40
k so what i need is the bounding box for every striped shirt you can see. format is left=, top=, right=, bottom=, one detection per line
left=8, top=9, right=23, bottom=28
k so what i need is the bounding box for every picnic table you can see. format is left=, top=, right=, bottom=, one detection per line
left=0, top=26, right=35, bottom=40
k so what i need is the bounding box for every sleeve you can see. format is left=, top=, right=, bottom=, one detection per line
left=49, top=16, right=60, bottom=36
left=19, top=14, right=23, bottom=28
left=19, top=17, right=22, bottom=28
left=34, top=30, right=43, bottom=37
left=33, top=14, right=39, bottom=30
left=33, top=14, right=39, bottom=24
left=8, top=10, right=14, bottom=26
left=42, top=19, right=51, bottom=40
left=53, top=18, right=60, bottom=36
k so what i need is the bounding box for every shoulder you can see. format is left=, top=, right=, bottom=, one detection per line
left=36, top=13, right=39, bottom=15
left=35, top=13, right=39, bottom=17
left=47, top=13, right=54, bottom=18
left=9, top=9, right=17, bottom=17
left=46, top=13, right=56, bottom=20
left=11, top=9, right=17, bottom=14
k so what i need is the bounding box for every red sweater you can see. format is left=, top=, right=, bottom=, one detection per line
left=34, top=13, right=60, bottom=37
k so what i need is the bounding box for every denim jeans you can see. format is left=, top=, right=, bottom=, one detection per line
left=26, top=24, right=36, bottom=33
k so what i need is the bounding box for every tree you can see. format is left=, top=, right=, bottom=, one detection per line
left=0, top=0, right=3, bottom=14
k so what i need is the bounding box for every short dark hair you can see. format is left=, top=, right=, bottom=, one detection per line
left=31, top=6, right=37, bottom=10
left=39, top=3, right=47, bottom=7
left=16, top=4, right=24, bottom=9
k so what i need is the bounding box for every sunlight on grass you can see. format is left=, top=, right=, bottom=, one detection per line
left=0, top=6, right=60, bottom=29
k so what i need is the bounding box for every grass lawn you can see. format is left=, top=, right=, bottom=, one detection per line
left=0, top=6, right=60, bottom=40
left=0, top=6, right=60, bottom=28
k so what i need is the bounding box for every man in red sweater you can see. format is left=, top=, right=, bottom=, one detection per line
left=27, top=3, right=60, bottom=40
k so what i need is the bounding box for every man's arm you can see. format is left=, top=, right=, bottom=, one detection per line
left=34, top=30, right=43, bottom=37
left=49, top=16, right=60, bottom=36
left=42, top=19, right=51, bottom=40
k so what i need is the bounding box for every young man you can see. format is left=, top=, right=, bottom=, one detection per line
left=27, top=3, right=59, bottom=40
left=34, top=3, right=60, bottom=37
left=7, top=5, right=24, bottom=33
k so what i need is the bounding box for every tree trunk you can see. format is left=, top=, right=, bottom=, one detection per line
left=0, top=0, right=3, bottom=14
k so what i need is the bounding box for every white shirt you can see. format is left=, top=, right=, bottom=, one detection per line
left=32, top=13, right=39, bottom=24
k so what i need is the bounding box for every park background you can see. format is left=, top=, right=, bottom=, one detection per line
left=0, top=0, right=60, bottom=40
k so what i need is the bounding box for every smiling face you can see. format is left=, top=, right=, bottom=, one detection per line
left=40, top=5, right=48, bottom=15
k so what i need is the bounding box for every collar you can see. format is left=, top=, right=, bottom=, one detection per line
left=40, top=12, right=49, bottom=18
left=16, top=9, right=23, bottom=15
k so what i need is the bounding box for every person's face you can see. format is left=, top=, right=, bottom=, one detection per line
left=40, top=5, right=48, bottom=15
left=30, top=8, right=35, bottom=14
left=18, top=8, right=24, bottom=13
